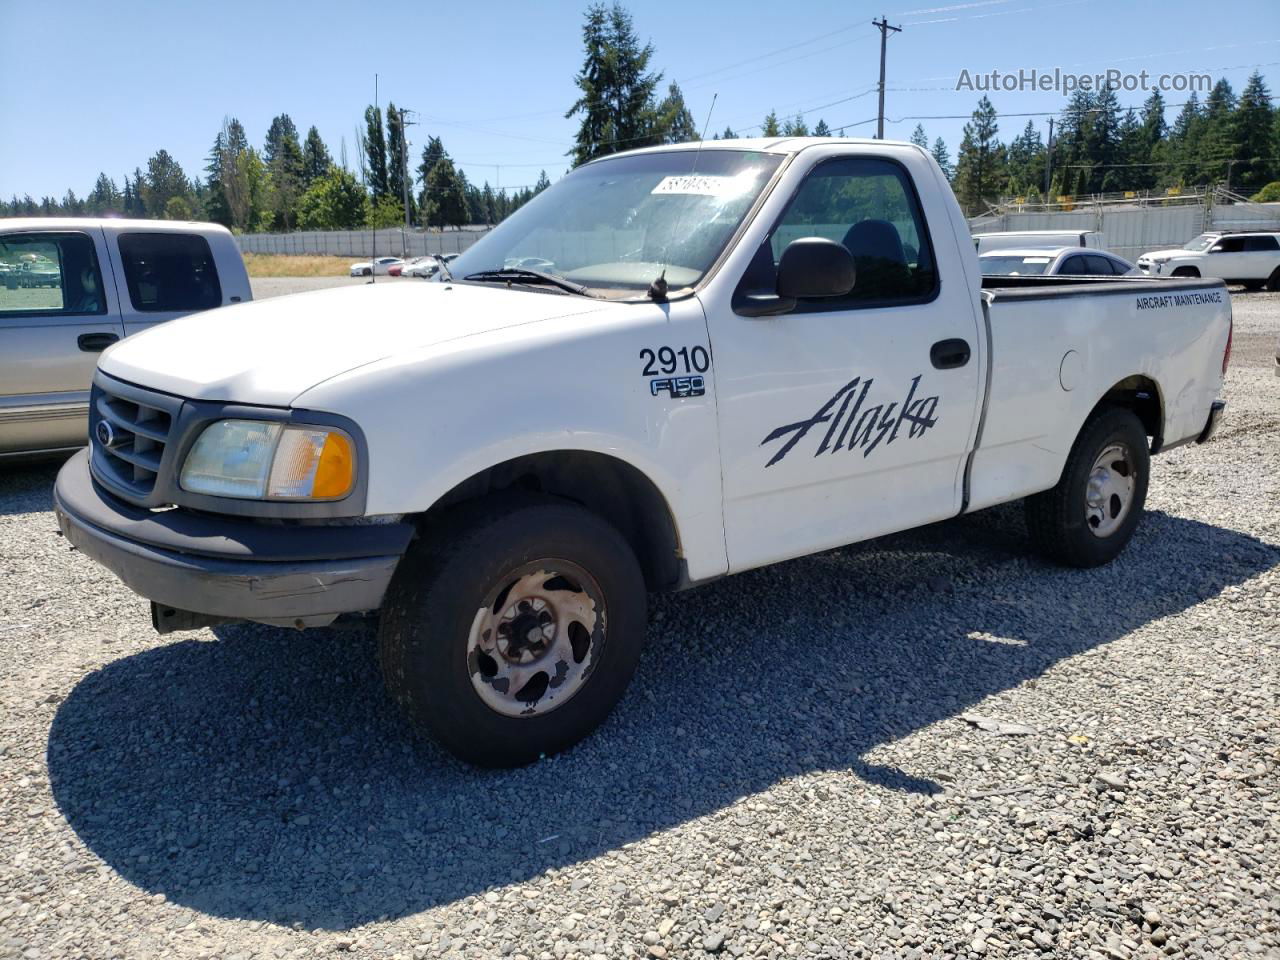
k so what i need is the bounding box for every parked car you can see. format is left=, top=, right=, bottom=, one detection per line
left=973, top=230, right=1107, bottom=255
left=349, top=256, right=402, bottom=277
left=0, top=218, right=250, bottom=460
left=400, top=256, right=439, bottom=278
left=1137, top=232, right=1280, bottom=289
left=979, top=247, right=1138, bottom=277
left=55, top=138, right=1229, bottom=767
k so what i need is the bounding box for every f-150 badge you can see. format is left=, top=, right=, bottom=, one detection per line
left=760, top=375, right=939, bottom=467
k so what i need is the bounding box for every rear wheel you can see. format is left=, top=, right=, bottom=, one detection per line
left=378, top=497, right=648, bottom=767
left=1242, top=280, right=1265, bottom=291
left=1025, top=408, right=1150, bottom=568
left=1266, top=267, right=1280, bottom=293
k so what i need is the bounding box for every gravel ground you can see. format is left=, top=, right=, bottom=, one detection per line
left=1, top=290, right=1277, bottom=960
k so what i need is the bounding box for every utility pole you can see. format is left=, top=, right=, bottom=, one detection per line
left=873, top=16, right=901, bottom=140
left=1044, top=117, right=1054, bottom=202
left=396, top=106, right=417, bottom=256
left=370, top=73, right=378, bottom=284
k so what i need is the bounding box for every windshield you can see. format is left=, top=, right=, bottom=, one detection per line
left=448, top=150, right=783, bottom=297
left=979, top=254, right=1054, bottom=275
left=1183, top=234, right=1216, bottom=251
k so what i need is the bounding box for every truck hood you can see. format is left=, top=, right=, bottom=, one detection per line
left=99, top=281, right=610, bottom=406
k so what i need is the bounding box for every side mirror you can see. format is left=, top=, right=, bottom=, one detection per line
left=776, top=238, right=857, bottom=299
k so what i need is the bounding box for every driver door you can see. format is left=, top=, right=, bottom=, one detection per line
left=707, top=154, right=984, bottom=573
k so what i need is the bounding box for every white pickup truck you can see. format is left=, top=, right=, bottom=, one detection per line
left=54, top=138, right=1231, bottom=766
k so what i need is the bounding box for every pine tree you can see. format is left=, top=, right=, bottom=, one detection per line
left=909, top=124, right=929, bottom=149
left=386, top=103, right=415, bottom=220
left=1005, top=120, right=1045, bottom=195
left=264, top=114, right=305, bottom=230
left=1232, top=72, right=1275, bottom=193
left=813, top=119, right=831, bottom=137
left=363, top=105, right=389, bottom=198
left=1091, top=86, right=1123, bottom=192
left=782, top=114, right=809, bottom=136
left=216, top=118, right=255, bottom=230
left=417, top=136, right=445, bottom=214
left=657, top=82, right=697, bottom=143
left=931, top=138, right=953, bottom=180
left=87, top=173, right=120, bottom=215
left=302, top=126, right=332, bottom=186
left=1137, top=91, right=1168, bottom=191
left=1200, top=79, right=1237, bottom=184
left=720, top=126, right=737, bottom=139
left=142, top=150, right=190, bottom=219
left=535, top=170, right=551, bottom=193
left=760, top=110, right=781, bottom=137
left=566, top=3, right=662, bottom=165
left=1167, top=92, right=1204, bottom=186
left=424, top=156, right=468, bottom=229
left=954, top=96, right=1004, bottom=214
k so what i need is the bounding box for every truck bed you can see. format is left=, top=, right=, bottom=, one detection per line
left=966, top=274, right=1230, bottom=514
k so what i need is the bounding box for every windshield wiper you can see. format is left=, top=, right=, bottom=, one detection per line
left=462, top=268, right=596, bottom=298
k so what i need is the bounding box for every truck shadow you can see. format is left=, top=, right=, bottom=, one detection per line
left=47, top=507, right=1277, bottom=930
left=0, top=459, right=65, bottom=516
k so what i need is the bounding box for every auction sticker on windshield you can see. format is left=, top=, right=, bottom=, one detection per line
left=650, top=174, right=755, bottom=197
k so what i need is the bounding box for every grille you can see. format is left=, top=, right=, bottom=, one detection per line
left=90, top=379, right=178, bottom=499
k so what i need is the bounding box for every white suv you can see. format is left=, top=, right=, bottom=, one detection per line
left=1138, top=232, right=1280, bottom=290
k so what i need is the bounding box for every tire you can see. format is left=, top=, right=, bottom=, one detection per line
left=1242, top=280, right=1265, bottom=291
left=378, top=496, right=648, bottom=767
left=1171, top=266, right=1200, bottom=278
left=362, top=268, right=372, bottom=277
left=1025, top=407, right=1150, bottom=568
left=1266, top=268, right=1280, bottom=293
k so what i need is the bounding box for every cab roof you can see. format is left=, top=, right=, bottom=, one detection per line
left=0, top=217, right=232, bottom=236
left=588, top=136, right=918, bottom=163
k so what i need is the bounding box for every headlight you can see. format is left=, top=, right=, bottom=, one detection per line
left=180, top=419, right=356, bottom=500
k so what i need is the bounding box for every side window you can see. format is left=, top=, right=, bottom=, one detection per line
left=1243, top=235, right=1280, bottom=252
left=0, top=232, right=106, bottom=317
left=117, top=233, right=221, bottom=312
left=765, top=156, right=938, bottom=307
left=1085, top=255, right=1117, bottom=275
left=1211, top=237, right=1245, bottom=253
left=1057, top=256, right=1089, bottom=275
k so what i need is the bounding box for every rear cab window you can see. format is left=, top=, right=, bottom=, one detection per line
left=117, top=233, right=222, bottom=312
left=0, top=232, right=107, bottom=317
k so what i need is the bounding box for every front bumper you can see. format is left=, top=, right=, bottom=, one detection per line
left=54, top=450, right=414, bottom=629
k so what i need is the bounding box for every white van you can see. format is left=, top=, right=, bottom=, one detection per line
left=973, top=230, right=1106, bottom=254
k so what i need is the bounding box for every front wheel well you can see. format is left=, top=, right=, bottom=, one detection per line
left=1092, top=375, right=1163, bottom=450
left=419, top=451, right=682, bottom=591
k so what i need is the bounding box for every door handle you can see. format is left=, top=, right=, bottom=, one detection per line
left=930, top=338, right=970, bottom=369
left=78, top=332, right=119, bottom=352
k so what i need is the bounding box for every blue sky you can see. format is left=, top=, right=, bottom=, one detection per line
left=2, top=0, right=1277, bottom=200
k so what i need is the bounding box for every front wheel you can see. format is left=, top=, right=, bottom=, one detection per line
left=1266, top=267, right=1280, bottom=293
left=1025, top=407, right=1150, bottom=568
left=378, top=497, right=648, bottom=767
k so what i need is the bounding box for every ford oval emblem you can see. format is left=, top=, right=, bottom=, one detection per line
left=95, top=420, right=115, bottom=448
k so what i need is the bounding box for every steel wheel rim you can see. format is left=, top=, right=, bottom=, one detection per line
left=1085, top=442, right=1136, bottom=538
left=465, top=560, right=605, bottom=718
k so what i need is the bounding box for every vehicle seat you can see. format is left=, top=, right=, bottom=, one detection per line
left=842, top=219, right=911, bottom=297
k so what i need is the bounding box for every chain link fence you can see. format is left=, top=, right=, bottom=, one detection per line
left=235, top=227, right=492, bottom=259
